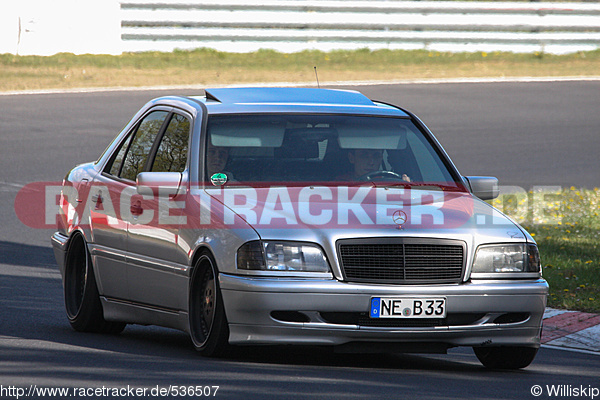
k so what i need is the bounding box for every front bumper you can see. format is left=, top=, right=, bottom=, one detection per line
left=220, top=274, right=548, bottom=348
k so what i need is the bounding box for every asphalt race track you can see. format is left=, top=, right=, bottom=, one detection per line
left=0, top=81, right=599, bottom=399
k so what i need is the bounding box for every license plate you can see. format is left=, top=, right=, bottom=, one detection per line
left=370, top=297, right=446, bottom=318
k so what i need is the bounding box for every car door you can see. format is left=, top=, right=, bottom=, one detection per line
left=90, top=109, right=170, bottom=300
left=126, top=111, right=191, bottom=310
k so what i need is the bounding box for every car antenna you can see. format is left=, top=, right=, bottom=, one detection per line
left=314, top=66, right=320, bottom=88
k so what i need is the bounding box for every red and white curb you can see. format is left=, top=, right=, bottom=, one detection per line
left=542, top=308, right=600, bottom=353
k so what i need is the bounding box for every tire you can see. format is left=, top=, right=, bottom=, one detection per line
left=63, top=233, right=126, bottom=334
left=473, top=346, right=538, bottom=369
left=189, top=253, right=230, bottom=357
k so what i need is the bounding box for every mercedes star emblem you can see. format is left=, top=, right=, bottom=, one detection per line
left=392, top=209, right=407, bottom=229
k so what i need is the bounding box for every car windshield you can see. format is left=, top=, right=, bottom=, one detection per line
left=205, top=114, right=461, bottom=188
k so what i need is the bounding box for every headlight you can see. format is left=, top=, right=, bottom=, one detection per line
left=237, top=241, right=330, bottom=273
left=471, top=244, right=541, bottom=277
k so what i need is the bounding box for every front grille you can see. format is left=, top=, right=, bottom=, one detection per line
left=337, top=238, right=465, bottom=284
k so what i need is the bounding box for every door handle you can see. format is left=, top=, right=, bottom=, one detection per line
left=92, top=192, right=103, bottom=209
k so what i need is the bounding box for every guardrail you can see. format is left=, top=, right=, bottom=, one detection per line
left=121, top=0, right=600, bottom=54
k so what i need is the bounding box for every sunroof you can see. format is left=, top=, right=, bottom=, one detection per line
left=204, top=87, right=375, bottom=106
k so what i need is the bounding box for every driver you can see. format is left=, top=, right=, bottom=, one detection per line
left=339, top=149, right=410, bottom=181
left=349, top=149, right=384, bottom=178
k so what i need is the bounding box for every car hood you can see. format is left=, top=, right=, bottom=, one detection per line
left=207, top=186, right=529, bottom=246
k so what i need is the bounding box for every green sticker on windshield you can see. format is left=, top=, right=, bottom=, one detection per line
left=210, top=172, right=228, bottom=186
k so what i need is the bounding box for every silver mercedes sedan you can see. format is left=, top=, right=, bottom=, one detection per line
left=51, top=87, right=548, bottom=369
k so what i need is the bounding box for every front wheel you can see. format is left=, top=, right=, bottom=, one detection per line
left=189, top=253, right=230, bottom=357
left=473, top=346, right=538, bottom=369
left=63, top=232, right=126, bottom=334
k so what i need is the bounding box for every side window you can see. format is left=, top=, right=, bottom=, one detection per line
left=107, top=134, right=133, bottom=176
left=151, top=113, right=190, bottom=173
left=120, top=111, right=169, bottom=181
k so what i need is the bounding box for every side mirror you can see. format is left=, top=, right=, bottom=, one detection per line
left=464, top=176, right=499, bottom=200
left=136, top=172, right=184, bottom=196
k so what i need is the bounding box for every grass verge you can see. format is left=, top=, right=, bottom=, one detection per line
left=491, top=187, right=600, bottom=313
left=1, top=48, right=600, bottom=92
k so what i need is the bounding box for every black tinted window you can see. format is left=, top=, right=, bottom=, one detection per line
left=151, top=114, right=190, bottom=173
left=207, top=114, right=457, bottom=185
left=107, top=134, right=133, bottom=176
left=120, top=111, right=168, bottom=181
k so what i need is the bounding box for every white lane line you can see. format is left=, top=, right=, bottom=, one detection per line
left=0, top=181, right=27, bottom=192
left=541, top=344, right=600, bottom=356
left=2, top=76, right=600, bottom=96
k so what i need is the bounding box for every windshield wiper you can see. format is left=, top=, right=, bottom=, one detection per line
left=382, top=182, right=467, bottom=192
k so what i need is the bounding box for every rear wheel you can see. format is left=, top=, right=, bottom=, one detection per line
left=63, top=232, right=125, bottom=334
left=473, top=346, right=538, bottom=369
left=189, top=253, right=230, bottom=357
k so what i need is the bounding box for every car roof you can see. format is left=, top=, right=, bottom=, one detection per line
left=205, top=87, right=374, bottom=105
left=184, top=87, right=409, bottom=117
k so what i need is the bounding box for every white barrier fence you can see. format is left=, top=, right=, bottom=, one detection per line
left=2, top=0, right=600, bottom=56
left=121, top=0, right=600, bottom=54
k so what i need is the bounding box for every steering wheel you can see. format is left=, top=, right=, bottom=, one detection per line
left=358, top=170, right=404, bottom=181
